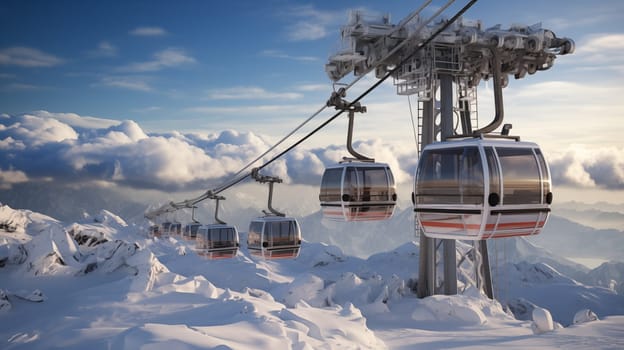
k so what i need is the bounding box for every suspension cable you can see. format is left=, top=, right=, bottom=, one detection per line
left=165, top=2, right=442, bottom=207
left=213, top=0, right=440, bottom=191
left=147, top=0, right=479, bottom=217
left=251, top=0, right=479, bottom=176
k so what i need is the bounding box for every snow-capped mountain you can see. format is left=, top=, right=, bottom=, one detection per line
left=1, top=203, right=623, bottom=349
left=534, top=215, right=624, bottom=262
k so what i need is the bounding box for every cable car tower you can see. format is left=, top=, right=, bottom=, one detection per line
left=326, top=6, right=573, bottom=298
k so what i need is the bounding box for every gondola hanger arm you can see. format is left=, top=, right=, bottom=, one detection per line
left=326, top=88, right=374, bottom=162
left=251, top=168, right=285, bottom=217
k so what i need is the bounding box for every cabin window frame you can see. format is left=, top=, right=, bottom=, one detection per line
left=265, top=220, right=298, bottom=247
left=494, top=147, right=542, bottom=205
left=415, top=146, right=484, bottom=205
left=534, top=148, right=551, bottom=204
left=319, top=168, right=343, bottom=202
left=248, top=222, right=264, bottom=248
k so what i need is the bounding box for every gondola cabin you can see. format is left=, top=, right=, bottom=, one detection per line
left=170, top=222, right=182, bottom=236
left=160, top=221, right=172, bottom=237
left=149, top=225, right=161, bottom=238
left=320, top=162, right=397, bottom=221
left=247, top=216, right=302, bottom=259
left=183, top=223, right=201, bottom=241
left=413, top=137, right=552, bottom=240
left=195, top=224, right=239, bottom=259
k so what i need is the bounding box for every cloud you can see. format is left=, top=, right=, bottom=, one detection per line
left=29, top=110, right=120, bottom=130
left=120, top=48, right=195, bottom=72
left=0, top=168, right=28, bottom=190
left=206, top=86, right=303, bottom=100
left=549, top=146, right=624, bottom=190
left=0, top=136, right=25, bottom=151
left=0, top=111, right=418, bottom=192
left=477, top=79, right=624, bottom=151
left=297, top=84, right=329, bottom=92
left=545, top=7, right=623, bottom=31
left=566, top=33, right=624, bottom=74
left=260, top=50, right=318, bottom=62
left=3, top=83, right=41, bottom=91
left=133, top=106, right=162, bottom=113
left=580, top=34, right=624, bottom=53
left=272, top=139, right=414, bottom=186
left=89, top=41, right=118, bottom=57
left=282, top=5, right=342, bottom=41
left=183, top=102, right=321, bottom=130
left=129, top=26, right=168, bottom=37
left=99, top=76, right=153, bottom=92
left=0, top=113, right=78, bottom=146
left=0, top=47, right=63, bottom=67
left=0, top=112, right=271, bottom=190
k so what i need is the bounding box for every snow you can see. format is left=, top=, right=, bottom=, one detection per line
left=1, top=203, right=624, bottom=349
left=531, top=307, right=556, bottom=334
left=573, top=309, right=599, bottom=325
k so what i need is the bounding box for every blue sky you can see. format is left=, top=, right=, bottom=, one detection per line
left=1, top=0, right=623, bottom=213
left=1, top=0, right=620, bottom=132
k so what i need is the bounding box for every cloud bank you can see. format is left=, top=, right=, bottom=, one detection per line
left=1, top=112, right=621, bottom=194
left=0, top=111, right=413, bottom=192
left=1, top=112, right=263, bottom=190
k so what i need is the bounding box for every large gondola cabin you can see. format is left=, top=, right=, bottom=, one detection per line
left=247, top=216, right=302, bottom=259
left=320, top=162, right=397, bottom=221
left=413, top=136, right=552, bottom=240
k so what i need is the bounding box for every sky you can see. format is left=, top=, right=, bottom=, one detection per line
left=1, top=0, right=623, bottom=217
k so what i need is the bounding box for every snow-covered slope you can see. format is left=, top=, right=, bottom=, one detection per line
left=493, top=261, right=624, bottom=326
left=1, top=204, right=623, bottom=349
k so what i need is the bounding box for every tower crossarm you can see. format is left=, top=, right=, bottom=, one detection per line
left=326, top=9, right=574, bottom=90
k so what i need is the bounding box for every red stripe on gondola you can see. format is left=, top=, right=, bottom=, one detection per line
left=323, top=210, right=393, bottom=220
left=422, top=221, right=545, bottom=230
left=482, top=230, right=541, bottom=238
left=267, top=250, right=299, bottom=259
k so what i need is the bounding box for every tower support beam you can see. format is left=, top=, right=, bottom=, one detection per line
left=439, top=74, right=458, bottom=296
left=417, top=98, right=437, bottom=298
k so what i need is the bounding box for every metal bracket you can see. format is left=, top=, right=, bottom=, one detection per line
left=251, top=168, right=285, bottom=217
left=190, top=205, right=199, bottom=223
left=205, top=191, right=227, bottom=224
left=326, top=88, right=374, bottom=162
